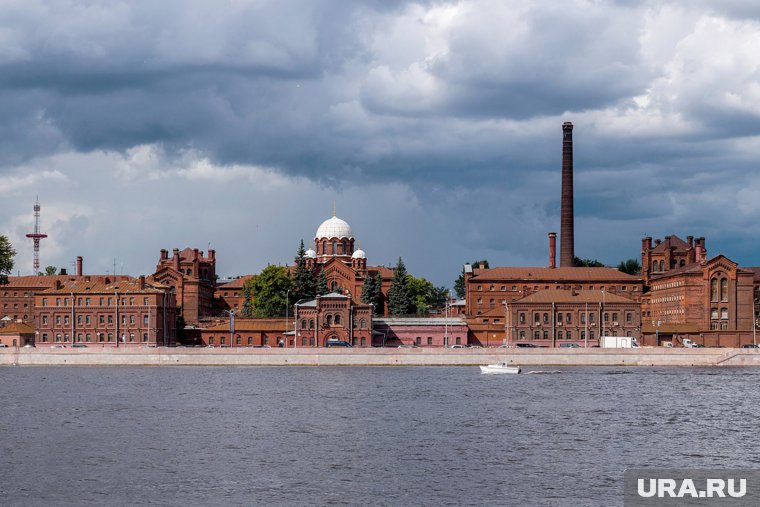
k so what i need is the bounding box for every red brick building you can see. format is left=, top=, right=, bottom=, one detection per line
left=640, top=235, right=759, bottom=347
left=33, top=276, right=176, bottom=346
left=0, top=322, right=35, bottom=347
left=294, top=292, right=373, bottom=347
left=373, top=317, right=468, bottom=347
left=215, top=275, right=253, bottom=315
left=152, top=247, right=216, bottom=325
left=199, top=317, right=292, bottom=347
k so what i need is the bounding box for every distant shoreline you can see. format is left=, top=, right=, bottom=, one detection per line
left=2, top=347, right=759, bottom=367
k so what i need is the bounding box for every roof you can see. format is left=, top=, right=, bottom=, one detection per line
left=374, top=317, right=467, bottom=326
left=470, top=267, right=640, bottom=283
left=201, top=318, right=293, bottom=332
left=651, top=235, right=690, bottom=254
left=216, top=275, right=253, bottom=290
left=315, top=216, right=353, bottom=239
left=40, top=277, right=170, bottom=295
left=1, top=275, right=127, bottom=289
left=0, top=322, right=35, bottom=334
left=514, top=289, right=637, bottom=305
left=320, top=292, right=348, bottom=298
left=451, top=299, right=466, bottom=306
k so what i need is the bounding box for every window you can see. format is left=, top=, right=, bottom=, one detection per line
left=427, top=337, right=432, bottom=345
left=720, top=308, right=728, bottom=319
left=42, top=298, right=48, bottom=307
left=129, top=315, right=135, bottom=325
left=42, top=333, right=48, bottom=342
left=416, top=337, right=421, bottom=345
left=580, top=313, right=586, bottom=324
left=42, top=315, right=48, bottom=325
left=566, top=330, right=572, bottom=340
left=566, top=313, right=572, bottom=324
left=301, top=337, right=306, bottom=346
left=236, top=336, right=241, bottom=345
left=519, top=313, right=525, bottom=324
left=581, top=331, right=586, bottom=340
left=108, top=297, right=112, bottom=305
left=309, top=337, right=315, bottom=346
left=612, top=313, right=618, bottom=323
left=99, top=315, right=105, bottom=324
left=720, top=278, right=728, bottom=302
left=77, top=315, right=83, bottom=325
left=603, top=313, right=609, bottom=322
left=77, top=333, right=83, bottom=342
left=85, top=298, right=90, bottom=306
left=543, top=313, right=549, bottom=324
left=557, top=330, right=563, bottom=340
left=143, top=315, right=149, bottom=326
left=590, top=331, right=595, bottom=340
left=711, top=278, right=719, bottom=302
left=144, top=297, right=149, bottom=305
left=64, top=316, right=69, bottom=325
left=534, top=313, right=540, bottom=324
left=209, top=337, right=215, bottom=345
left=108, top=333, right=113, bottom=342
left=326, top=315, right=333, bottom=326
left=108, top=315, right=113, bottom=324
left=534, top=331, right=540, bottom=339
left=659, top=260, right=664, bottom=271
left=129, top=333, right=135, bottom=342
left=56, top=334, right=62, bottom=342
left=557, top=313, right=563, bottom=323
left=543, top=330, right=549, bottom=339
left=55, top=298, right=61, bottom=307
left=335, top=314, right=341, bottom=325
left=361, top=337, right=366, bottom=346
left=455, top=337, right=461, bottom=345
left=301, top=319, right=307, bottom=329
left=85, top=315, right=90, bottom=325
left=711, top=308, right=719, bottom=319
left=720, top=322, right=727, bottom=330
left=590, top=313, right=595, bottom=323
left=626, top=313, right=632, bottom=323
left=263, top=336, right=269, bottom=345
left=309, top=319, right=314, bottom=330
left=360, top=319, right=366, bottom=329
left=519, top=330, right=526, bottom=340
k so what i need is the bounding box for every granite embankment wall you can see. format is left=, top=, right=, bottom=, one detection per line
left=1, top=347, right=760, bottom=367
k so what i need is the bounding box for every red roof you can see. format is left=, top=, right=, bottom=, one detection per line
left=470, top=267, right=640, bottom=282
left=0, top=322, right=35, bottom=334
left=514, top=289, right=636, bottom=304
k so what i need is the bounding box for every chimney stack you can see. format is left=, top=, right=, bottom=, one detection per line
left=548, top=232, right=557, bottom=269
left=139, top=275, right=145, bottom=289
left=76, top=256, right=83, bottom=276
left=560, top=122, right=575, bottom=267
left=172, top=248, right=180, bottom=271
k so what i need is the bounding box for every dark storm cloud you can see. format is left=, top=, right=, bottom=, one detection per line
left=2, top=0, right=760, bottom=278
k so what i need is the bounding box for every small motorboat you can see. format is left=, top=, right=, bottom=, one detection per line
left=480, top=362, right=521, bottom=374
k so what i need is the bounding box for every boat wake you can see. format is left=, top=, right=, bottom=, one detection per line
left=524, top=370, right=562, bottom=374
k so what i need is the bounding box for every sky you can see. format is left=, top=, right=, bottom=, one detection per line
left=1, top=0, right=760, bottom=288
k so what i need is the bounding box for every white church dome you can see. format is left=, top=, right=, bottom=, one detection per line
left=351, top=249, right=366, bottom=259
left=305, top=248, right=317, bottom=259
left=315, top=216, right=353, bottom=239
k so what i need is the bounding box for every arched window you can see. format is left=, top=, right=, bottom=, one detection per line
left=335, top=314, right=341, bottom=325
left=301, top=319, right=307, bottom=329
left=360, top=319, right=366, bottom=329
left=332, top=240, right=337, bottom=255
left=534, top=331, right=540, bottom=339
left=566, top=330, right=572, bottom=340
left=720, top=278, right=728, bottom=302
left=711, top=279, right=719, bottom=302
left=326, top=315, right=333, bottom=326
left=309, top=319, right=314, bottom=329
left=679, top=259, right=685, bottom=267
left=543, top=330, right=548, bottom=339
left=659, top=260, right=664, bottom=271
left=557, top=331, right=563, bottom=340
left=652, top=261, right=658, bottom=272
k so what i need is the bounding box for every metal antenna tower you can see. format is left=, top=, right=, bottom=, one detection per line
left=25, top=196, right=48, bottom=274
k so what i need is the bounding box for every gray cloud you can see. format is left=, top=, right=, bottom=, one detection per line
left=1, top=0, right=760, bottom=283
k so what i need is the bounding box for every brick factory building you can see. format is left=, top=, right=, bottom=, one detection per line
left=373, top=317, right=468, bottom=348
left=295, top=292, right=374, bottom=347
left=199, top=318, right=292, bottom=348
left=33, top=275, right=176, bottom=346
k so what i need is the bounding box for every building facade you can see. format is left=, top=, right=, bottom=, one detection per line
left=295, top=292, right=374, bottom=347
left=152, top=247, right=216, bottom=325
left=33, top=276, right=176, bottom=346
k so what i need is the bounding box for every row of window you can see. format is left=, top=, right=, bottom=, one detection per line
left=40, top=332, right=150, bottom=342
left=710, top=278, right=729, bottom=303
left=39, top=314, right=151, bottom=327
left=299, top=317, right=369, bottom=329
left=41, top=296, right=152, bottom=307
left=651, top=259, right=686, bottom=272
left=516, top=312, right=634, bottom=325
left=476, top=284, right=637, bottom=292
left=516, top=329, right=635, bottom=340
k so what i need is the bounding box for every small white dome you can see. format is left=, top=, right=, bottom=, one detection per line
left=315, top=216, right=353, bottom=239
left=352, top=249, right=366, bottom=259
left=305, top=248, right=317, bottom=259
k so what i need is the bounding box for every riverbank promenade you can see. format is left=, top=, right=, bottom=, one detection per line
left=2, top=347, right=760, bottom=367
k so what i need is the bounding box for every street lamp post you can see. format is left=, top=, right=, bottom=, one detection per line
left=285, top=290, right=290, bottom=348
left=223, top=309, right=236, bottom=348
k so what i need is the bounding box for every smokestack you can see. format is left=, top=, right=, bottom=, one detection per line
left=548, top=232, right=557, bottom=269
left=76, top=256, right=83, bottom=276
left=560, top=122, right=574, bottom=267
left=172, top=248, right=180, bottom=271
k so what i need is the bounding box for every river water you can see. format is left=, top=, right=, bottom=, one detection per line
left=0, top=366, right=757, bottom=506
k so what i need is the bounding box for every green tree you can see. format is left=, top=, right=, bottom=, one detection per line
left=454, top=259, right=489, bottom=299
left=315, top=269, right=329, bottom=296
left=44, top=265, right=57, bottom=275
left=292, top=239, right=316, bottom=303
left=388, top=257, right=413, bottom=315
left=617, top=258, right=641, bottom=275
left=0, top=235, right=16, bottom=285
left=573, top=256, right=605, bottom=267
left=243, top=265, right=293, bottom=317
left=361, top=272, right=383, bottom=314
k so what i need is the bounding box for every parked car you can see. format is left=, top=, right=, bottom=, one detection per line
left=742, top=344, right=759, bottom=348
left=468, top=345, right=483, bottom=349
left=559, top=343, right=580, bottom=348
left=50, top=344, right=65, bottom=348
left=450, top=344, right=466, bottom=349
left=515, top=343, right=537, bottom=348
left=23, top=344, right=35, bottom=348
left=0, top=343, right=8, bottom=348
left=398, top=344, right=419, bottom=348
left=326, top=340, right=352, bottom=347
left=72, top=343, right=88, bottom=348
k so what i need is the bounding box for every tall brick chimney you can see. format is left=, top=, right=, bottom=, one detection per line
left=548, top=232, right=557, bottom=269
left=172, top=248, right=180, bottom=271
left=76, top=256, right=83, bottom=276
left=560, top=122, right=574, bottom=267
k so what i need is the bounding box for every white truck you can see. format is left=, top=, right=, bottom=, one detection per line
left=600, top=336, right=638, bottom=348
